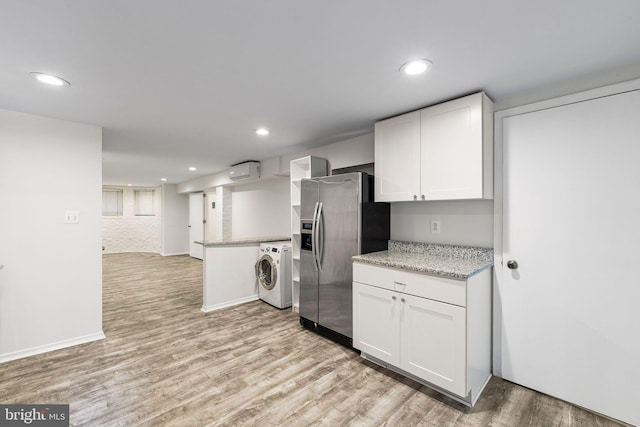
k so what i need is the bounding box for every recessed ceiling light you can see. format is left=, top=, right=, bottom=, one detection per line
left=189, top=167, right=197, bottom=171
left=127, top=184, right=132, bottom=187
left=256, top=128, right=270, bottom=136
left=399, top=59, right=433, bottom=76
left=160, top=178, right=168, bottom=182
left=29, top=72, right=71, bottom=86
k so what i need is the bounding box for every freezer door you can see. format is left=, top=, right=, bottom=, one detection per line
left=300, top=248, right=319, bottom=322
left=299, top=179, right=320, bottom=323
left=317, top=174, right=361, bottom=338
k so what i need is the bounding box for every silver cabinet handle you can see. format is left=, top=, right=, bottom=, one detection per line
left=393, top=281, right=406, bottom=286
left=421, top=195, right=425, bottom=200
left=401, top=298, right=406, bottom=302
left=392, top=295, right=396, bottom=300
left=413, top=195, right=417, bottom=200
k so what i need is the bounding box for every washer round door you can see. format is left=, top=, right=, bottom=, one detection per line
left=257, top=254, right=277, bottom=290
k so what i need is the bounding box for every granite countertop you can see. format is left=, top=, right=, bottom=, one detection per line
left=353, top=241, right=493, bottom=280
left=197, top=235, right=291, bottom=247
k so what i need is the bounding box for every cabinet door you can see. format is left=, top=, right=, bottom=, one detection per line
left=401, top=294, right=466, bottom=397
left=353, top=282, right=400, bottom=366
left=420, top=92, right=487, bottom=200
left=374, top=111, right=421, bottom=202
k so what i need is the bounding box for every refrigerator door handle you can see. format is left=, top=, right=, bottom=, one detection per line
left=312, top=201, right=320, bottom=272
left=316, top=202, right=324, bottom=271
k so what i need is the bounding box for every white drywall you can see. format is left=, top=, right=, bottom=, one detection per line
left=231, top=178, right=290, bottom=239
left=281, top=132, right=375, bottom=173
left=177, top=131, right=493, bottom=248
left=0, top=109, right=104, bottom=362
left=202, top=244, right=260, bottom=312
left=390, top=200, right=494, bottom=248
left=282, top=132, right=494, bottom=248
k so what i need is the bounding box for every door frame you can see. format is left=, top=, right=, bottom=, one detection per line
left=492, top=77, right=640, bottom=376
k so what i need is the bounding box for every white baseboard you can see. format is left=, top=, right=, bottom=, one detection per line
left=201, top=295, right=259, bottom=313
left=161, top=252, right=189, bottom=257
left=0, top=331, right=106, bottom=364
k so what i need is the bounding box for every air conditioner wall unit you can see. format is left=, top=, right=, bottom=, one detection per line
left=228, top=161, right=260, bottom=181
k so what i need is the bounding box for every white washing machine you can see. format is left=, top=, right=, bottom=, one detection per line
left=256, top=243, right=292, bottom=309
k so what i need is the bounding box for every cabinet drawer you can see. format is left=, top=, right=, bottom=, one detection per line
left=353, top=262, right=466, bottom=307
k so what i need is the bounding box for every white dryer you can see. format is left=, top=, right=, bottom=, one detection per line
left=256, top=243, right=292, bottom=309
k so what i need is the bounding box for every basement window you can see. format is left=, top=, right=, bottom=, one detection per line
left=102, top=189, right=123, bottom=216
left=134, top=189, right=155, bottom=216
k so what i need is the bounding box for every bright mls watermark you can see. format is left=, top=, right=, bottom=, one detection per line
left=0, top=405, right=69, bottom=426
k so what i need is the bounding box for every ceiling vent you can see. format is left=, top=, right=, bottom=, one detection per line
left=228, top=161, right=260, bottom=181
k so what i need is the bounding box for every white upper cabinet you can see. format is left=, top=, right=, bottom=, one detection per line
left=374, top=111, right=421, bottom=202
left=375, top=92, right=494, bottom=202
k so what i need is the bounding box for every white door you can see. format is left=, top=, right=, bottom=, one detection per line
left=501, top=89, right=640, bottom=426
left=188, top=192, right=204, bottom=260
left=401, top=294, right=466, bottom=397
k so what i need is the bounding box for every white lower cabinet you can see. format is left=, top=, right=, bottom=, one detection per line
left=401, top=294, right=466, bottom=397
left=353, top=283, right=400, bottom=366
left=353, top=263, right=491, bottom=406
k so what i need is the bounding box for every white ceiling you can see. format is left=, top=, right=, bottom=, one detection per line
left=2, top=1, right=640, bottom=186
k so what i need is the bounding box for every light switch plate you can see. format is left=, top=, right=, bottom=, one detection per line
left=64, top=211, right=80, bottom=224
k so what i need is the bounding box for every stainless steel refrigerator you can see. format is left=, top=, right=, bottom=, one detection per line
left=299, top=172, right=389, bottom=346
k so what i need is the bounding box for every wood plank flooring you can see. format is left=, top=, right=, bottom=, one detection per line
left=0, top=252, right=626, bottom=426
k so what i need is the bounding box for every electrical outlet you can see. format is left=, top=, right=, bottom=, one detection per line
left=64, top=210, right=80, bottom=224
left=430, top=220, right=441, bottom=234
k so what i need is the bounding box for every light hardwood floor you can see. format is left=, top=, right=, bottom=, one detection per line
left=0, top=253, right=625, bottom=426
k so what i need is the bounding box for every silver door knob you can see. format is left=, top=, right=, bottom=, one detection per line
left=506, top=260, right=519, bottom=270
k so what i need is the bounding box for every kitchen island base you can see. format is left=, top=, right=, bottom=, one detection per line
left=198, top=236, right=291, bottom=313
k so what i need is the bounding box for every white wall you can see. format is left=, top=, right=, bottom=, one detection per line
left=102, top=186, right=162, bottom=254
left=494, top=62, right=640, bottom=111
left=204, top=191, right=215, bottom=240
left=161, top=184, right=189, bottom=256
left=0, top=109, right=104, bottom=362
left=284, top=132, right=494, bottom=248
left=231, top=178, right=290, bottom=239
left=391, top=200, right=493, bottom=248
left=281, top=133, right=375, bottom=173
left=177, top=131, right=493, bottom=248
